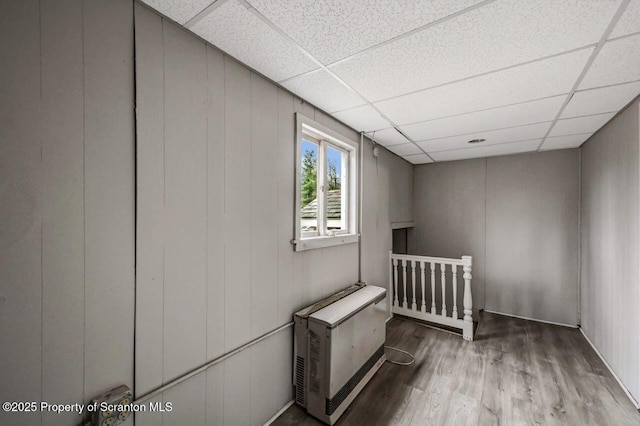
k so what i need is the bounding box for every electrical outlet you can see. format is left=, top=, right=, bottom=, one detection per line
left=90, top=385, right=133, bottom=426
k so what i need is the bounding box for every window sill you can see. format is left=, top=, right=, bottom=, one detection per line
left=294, top=233, right=358, bottom=252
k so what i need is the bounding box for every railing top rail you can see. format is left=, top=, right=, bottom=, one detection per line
left=389, top=252, right=467, bottom=266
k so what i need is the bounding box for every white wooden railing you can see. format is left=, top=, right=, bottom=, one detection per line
left=389, top=251, right=474, bottom=341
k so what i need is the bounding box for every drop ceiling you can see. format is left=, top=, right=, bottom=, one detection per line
left=142, top=0, right=640, bottom=164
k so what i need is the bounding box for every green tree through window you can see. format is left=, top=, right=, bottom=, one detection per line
left=301, top=149, right=317, bottom=207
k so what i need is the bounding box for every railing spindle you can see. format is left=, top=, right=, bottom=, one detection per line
left=420, top=261, right=426, bottom=313
left=388, top=252, right=474, bottom=341
left=392, top=258, right=399, bottom=307
left=430, top=262, right=436, bottom=314
left=452, top=266, right=458, bottom=320
left=411, top=260, right=417, bottom=310
left=402, top=259, right=408, bottom=309
left=441, top=263, right=447, bottom=317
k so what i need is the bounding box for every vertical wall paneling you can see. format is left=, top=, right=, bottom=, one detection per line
left=162, top=374, right=206, bottom=426
left=0, top=1, right=42, bottom=424
left=206, top=44, right=226, bottom=361
left=134, top=395, right=163, bottom=426
left=40, top=1, right=85, bottom=424
left=205, top=363, right=224, bottom=425
left=409, top=152, right=579, bottom=324
left=250, top=73, right=280, bottom=338
left=223, top=350, right=252, bottom=426
left=250, top=327, right=294, bottom=425
left=581, top=100, right=640, bottom=403
left=360, top=141, right=379, bottom=286
left=134, top=5, right=410, bottom=423
left=223, top=57, right=252, bottom=352
left=82, top=0, right=135, bottom=404
left=162, top=22, right=208, bottom=383
left=277, top=89, right=295, bottom=322
left=486, top=150, right=579, bottom=325
left=134, top=1, right=165, bottom=397
left=408, top=158, right=487, bottom=316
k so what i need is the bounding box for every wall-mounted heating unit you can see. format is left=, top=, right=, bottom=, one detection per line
left=294, top=284, right=387, bottom=425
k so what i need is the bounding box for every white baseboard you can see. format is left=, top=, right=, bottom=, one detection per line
left=483, top=310, right=578, bottom=328
left=263, top=400, right=295, bottom=426
left=579, top=327, right=640, bottom=410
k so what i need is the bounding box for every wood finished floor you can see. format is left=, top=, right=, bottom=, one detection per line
left=274, top=312, right=640, bottom=426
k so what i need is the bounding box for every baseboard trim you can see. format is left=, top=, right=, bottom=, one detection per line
left=579, top=327, right=640, bottom=410
left=483, top=310, right=578, bottom=328
left=263, top=400, right=295, bottom=426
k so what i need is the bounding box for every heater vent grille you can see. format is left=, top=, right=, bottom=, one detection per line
left=295, top=356, right=305, bottom=405
left=325, top=345, right=385, bottom=416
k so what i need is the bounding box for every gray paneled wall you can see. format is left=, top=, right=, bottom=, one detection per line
left=0, top=1, right=135, bottom=425
left=409, top=150, right=580, bottom=325
left=134, top=3, right=411, bottom=424
left=361, top=145, right=414, bottom=313
left=408, top=158, right=488, bottom=316
left=580, top=100, right=640, bottom=404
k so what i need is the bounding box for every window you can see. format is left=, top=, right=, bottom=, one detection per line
left=294, top=113, right=358, bottom=251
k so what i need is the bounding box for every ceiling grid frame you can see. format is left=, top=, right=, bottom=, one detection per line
left=233, top=0, right=437, bottom=162
left=537, top=0, right=633, bottom=151
left=141, top=0, right=640, bottom=163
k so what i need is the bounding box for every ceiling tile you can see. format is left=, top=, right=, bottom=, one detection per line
left=386, top=142, right=422, bottom=156
left=332, top=105, right=390, bottom=132
left=245, top=0, right=484, bottom=64
left=142, top=0, right=214, bottom=24
left=375, top=49, right=592, bottom=125
left=429, top=140, right=542, bottom=162
left=280, top=69, right=366, bottom=113
left=610, top=0, right=640, bottom=39
left=562, top=81, right=640, bottom=118
left=580, top=35, right=640, bottom=89
left=548, top=112, right=615, bottom=137
left=540, top=133, right=592, bottom=151
left=190, top=0, right=318, bottom=82
left=403, top=154, right=433, bottom=165
left=417, top=122, right=551, bottom=153
left=331, top=0, right=616, bottom=102
left=401, top=96, right=565, bottom=142
left=370, top=127, right=410, bottom=147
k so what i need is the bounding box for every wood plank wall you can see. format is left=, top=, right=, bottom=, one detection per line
left=0, top=1, right=135, bottom=425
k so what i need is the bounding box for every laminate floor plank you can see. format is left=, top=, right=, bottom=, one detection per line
left=273, top=313, right=640, bottom=426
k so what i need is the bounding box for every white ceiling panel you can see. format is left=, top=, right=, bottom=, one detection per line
left=402, top=153, right=433, bottom=165
left=375, top=49, right=592, bottom=126
left=417, top=122, right=551, bottom=153
left=370, top=127, right=410, bottom=147
left=246, top=0, right=484, bottom=65
left=429, top=139, right=542, bottom=162
left=333, top=105, right=390, bottom=132
left=562, top=81, right=640, bottom=118
left=141, top=0, right=214, bottom=24
left=386, top=142, right=423, bottom=156
left=280, top=69, right=366, bottom=113
left=401, top=96, right=565, bottom=142
left=540, top=133, right=592, bottom=151
left=580, top=35, right=640, bottom=90
left=548, top=112, right=615, bottom=137
left=610, top=0, right=640, bottom=39
left=190, top=0, right=318, bottom=82
left=331, top=0, right=617, bottom=102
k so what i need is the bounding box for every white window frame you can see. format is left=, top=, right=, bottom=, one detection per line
left=294, top=113, right=358, bottom=251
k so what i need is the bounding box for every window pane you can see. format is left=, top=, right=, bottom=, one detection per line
left=326, top=145, right=347, bottom=232
left=300, top=139, right=318, bottom=234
